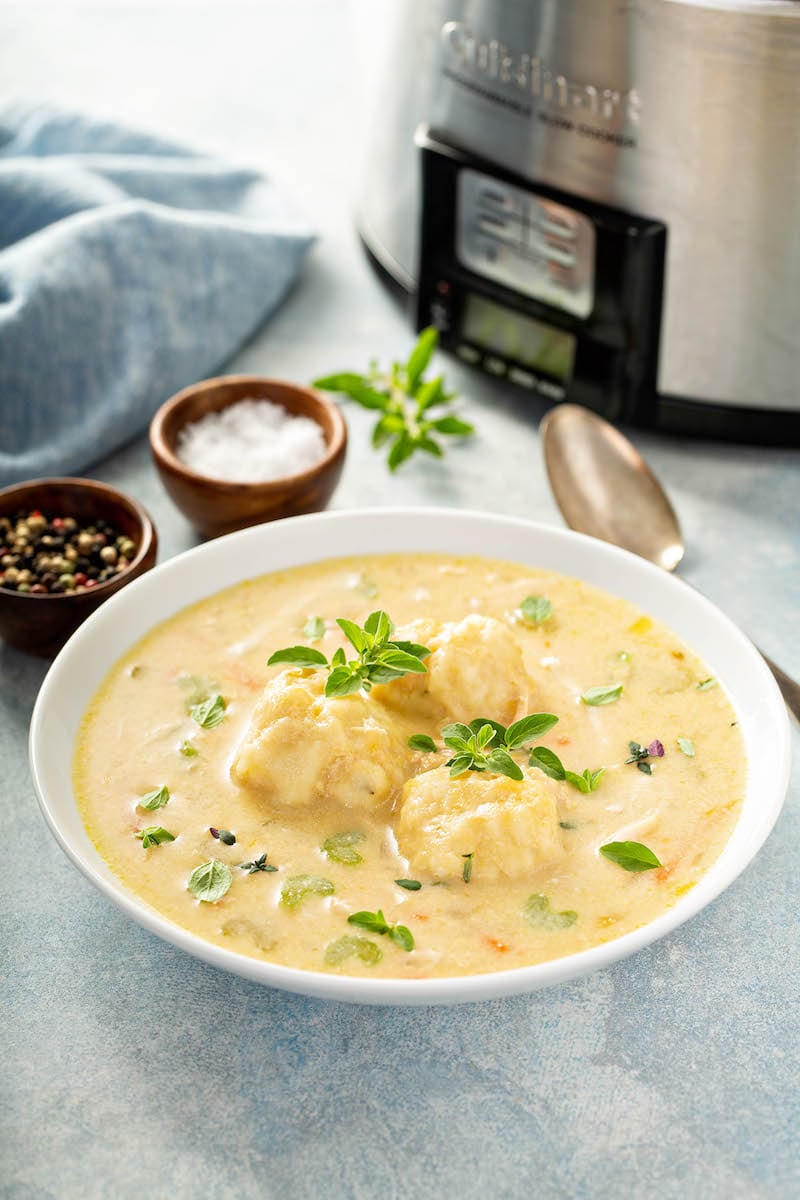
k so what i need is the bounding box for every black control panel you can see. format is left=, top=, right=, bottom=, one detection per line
left=415, top=128, right=667, bottom=424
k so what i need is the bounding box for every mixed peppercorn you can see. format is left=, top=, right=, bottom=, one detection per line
left=0, top=511, right=138, bottom=595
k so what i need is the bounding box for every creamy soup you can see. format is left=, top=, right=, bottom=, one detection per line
left=74, top=554, right=745, bottom=979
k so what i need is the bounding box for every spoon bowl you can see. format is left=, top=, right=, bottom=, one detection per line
left=540, top=405, right=684, bottom=572
left=540, top=402, right=800, bottom=721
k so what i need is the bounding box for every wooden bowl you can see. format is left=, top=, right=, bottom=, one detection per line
left=149, top=376, right=347, bottom=538
left=0, top=478, right=158, bottom=657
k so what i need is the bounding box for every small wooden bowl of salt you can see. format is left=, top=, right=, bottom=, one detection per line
left=149, top=376, right=347, bottom=538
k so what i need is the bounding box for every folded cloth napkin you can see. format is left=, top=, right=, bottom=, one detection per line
left=0, top=101, right=316, bottom=485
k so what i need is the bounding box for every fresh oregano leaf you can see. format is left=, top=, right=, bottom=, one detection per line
left=408, top=734, right=438, bottom=753
left=529, top=746, right=566, bottom=780
left=138, top=785, right=170, bottom=811
left=581, top=683, right=623, bottom=706
left=520, top=595, right=553, bottom=625
left=505, top=712, right=559, bottom=748
left=324, top=936, right=383, bottom=966
left=187, top=859, right=232, bottom=901
left=321, top=831, right=366, bottom=865
left=136, top=826, right=175, bottom=849
left=600, top=841, right=662, bottom=872
left=267, top=646, right=329, bottom=668
left=395, top=879, right=422, bottom=891
left=280, top=875, right=334, bottom=908
left=677, top=737, right=696, bottom=757
left=523, top=893, right=578, bottom=930
left=303, top=616, right=326, bottom=641
left=189, top=693, right=227, bottom=728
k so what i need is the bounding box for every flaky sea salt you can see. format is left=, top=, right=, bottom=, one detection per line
left=176, top=398, right=327, bottom=483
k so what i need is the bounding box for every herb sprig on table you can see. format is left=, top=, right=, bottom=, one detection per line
left=313, top=327, right=474, bottom=471
left=268, top=609, right=430, bottom=698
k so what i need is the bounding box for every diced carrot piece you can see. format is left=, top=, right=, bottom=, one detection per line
left=413, top=913, right=429, bottom=922
left=486, top=936, right=511, bottom=953
left=556, top=735, right=571, bottom=746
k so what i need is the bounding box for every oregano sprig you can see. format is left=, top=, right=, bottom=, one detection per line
left=313, top=327, right=474, bottom=472
left=428, top=713, right=559, bottom=782
left=347, top=909, right=415, bottom=951
left=268, top=609, right=430, bottom=698
left=528, top=746, right=605, bottom=793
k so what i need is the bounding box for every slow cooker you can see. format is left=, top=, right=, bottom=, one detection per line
left=358, top=0, right=800, bottom=442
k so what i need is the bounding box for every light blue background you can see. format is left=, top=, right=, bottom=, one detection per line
left=2, top=4, right=798, bottom=1198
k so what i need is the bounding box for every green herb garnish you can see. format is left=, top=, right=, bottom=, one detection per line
left=239, top=852, right=278, bottom=874
left=599, top=841, right=662, bottom=872
left=581, top=683, right=623, bottom=706
left=314, top=327, right=474, bottom=471
left=564, top=767, right=606, bottom=793
left=179, top=741, right=198, bottom=758
left=462, top=852, right=474, bottom=883
left=625, top=739, right=664, bottom=775
left=210, top=827, right=236, bottom=846
left=189, top=693, right=227, bottom=728
left=136, top=826, right=175, bottom=849
left=138, top=785, right=169, bottom=811
left=677, top=737, right=695, bottom=757
left=268, top=609, right=430, bottom=698
left=347, top=909, right=415, bottom=951
left=520, top=595, right=553, bottom=625
left=440, top=713, right=559, bottom=782
left=324, top=936, right=383, bottom=966
left=528, top=747, right=604, bottom=792
left=280, top=874, right=335, bottom=908
left=187, top=859, right=232, bottom=901
left=528, top=746, right=566, bottom=780
left=395, top=879, right=422, bottom=891
left=408, top=733, right=438, bottom=753
left=303, top=616, right=326, bottom=642
left=697, top=678, right=717, bottom=692
left=321, top=831, right=366, bottom=865
left=523, top=894, right=578, bottom=930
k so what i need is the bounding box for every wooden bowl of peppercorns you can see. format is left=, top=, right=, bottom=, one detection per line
left=0, top=477, right=158, bottom=657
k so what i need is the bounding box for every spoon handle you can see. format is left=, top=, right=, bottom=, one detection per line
left=758, top=651, right=800, bottom=725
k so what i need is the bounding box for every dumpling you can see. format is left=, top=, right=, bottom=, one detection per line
left=231, top=669, right=408, bottom=811
left=377, top=614, right=530, bottom=727
left=396, top=765, right=563, bottom=881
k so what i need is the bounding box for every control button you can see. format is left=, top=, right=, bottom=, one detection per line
left=537, top=379, right=565, bottom=400
left=478, top=185, right=519, bottom=216
left=429, top=300, right=451, bottom=331
left=508, top=367, right=536, bottom=388
left=457, top=344, right=481, bottom=364
left=543, top=243, right=576, bottom=268
left=477, top=213, right=519, bottom=243
left=483, top=356, right=507, bottom=377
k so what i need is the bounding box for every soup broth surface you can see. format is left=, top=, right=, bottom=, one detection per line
left=74, top=554, right=745, bottom=979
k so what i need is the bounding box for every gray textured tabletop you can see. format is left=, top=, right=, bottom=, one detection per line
left=2, top=5, right=799, bottom=1198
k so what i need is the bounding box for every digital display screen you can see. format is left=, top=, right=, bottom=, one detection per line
left=461, top=293, right=577, bottom=382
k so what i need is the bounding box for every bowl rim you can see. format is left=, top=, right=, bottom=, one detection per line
left=149, top=374, right=347, bottom=493
left=28, top=507, right=792, bottom=1005
left=0, top=475, right=157, bottom=603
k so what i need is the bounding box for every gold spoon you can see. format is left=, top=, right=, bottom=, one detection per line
left=540, top=403, right=800, bottom=721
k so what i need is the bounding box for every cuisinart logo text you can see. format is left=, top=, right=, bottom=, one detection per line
left=441, top=20, right=641, bottom=125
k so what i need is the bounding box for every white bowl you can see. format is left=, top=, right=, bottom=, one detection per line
left=29, top=508, right=791, bottom=1005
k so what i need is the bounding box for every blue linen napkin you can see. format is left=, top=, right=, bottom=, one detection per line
left=0, top=101, right=316, bottom=485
